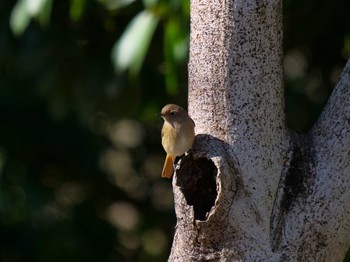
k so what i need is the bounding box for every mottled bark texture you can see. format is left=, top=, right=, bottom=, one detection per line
left=168, top=0, right=350, bottom=261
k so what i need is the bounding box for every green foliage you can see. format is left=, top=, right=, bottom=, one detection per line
left=10, top=0, right=53, bottom=35
left=112, top=9, right=159, bottom=74
left=1, top=0, right=350, bottom=261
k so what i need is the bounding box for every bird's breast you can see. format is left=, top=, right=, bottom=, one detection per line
left=161, top=121, right=194, bottom=157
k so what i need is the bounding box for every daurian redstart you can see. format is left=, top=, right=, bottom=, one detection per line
left=157, top=104, right=195, bottom=178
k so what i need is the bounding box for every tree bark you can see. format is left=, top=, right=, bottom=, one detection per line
left=168, top=0, right=350, bottom=261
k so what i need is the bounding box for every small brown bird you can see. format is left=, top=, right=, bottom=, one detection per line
left=157, top=104, right=195, bottom=178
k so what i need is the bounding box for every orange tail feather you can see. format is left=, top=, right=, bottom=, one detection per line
left=161, top=154, right=174, bottom=178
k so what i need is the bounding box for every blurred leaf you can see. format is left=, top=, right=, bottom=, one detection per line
left=111, top=10, right=159, bottom=74
left=182, top=0, right=190, bottom=17
left=38, top=0, right=53, bottom=26
left=163, top=17, right=189, bottom=94
left=143, top=0, right=158, bottom=8
left=26, top=0, right=48, bottom=15
left=10, top=0, right=31, bottom=36
left=174, top=36, right=188, bottom=61
left=10, top=0, right=52, bottom=35
left=70, top=0, right=85, bottom=21
left=164, top=18, right=188, bottom=63
left=98, top=0, right=137, bottom=11
left=164, top=65, right=178, bottom=95
left=164, top=19, right=177, bottom=94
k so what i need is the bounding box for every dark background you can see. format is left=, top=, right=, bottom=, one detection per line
left=0, top=0, right=349, bottom=261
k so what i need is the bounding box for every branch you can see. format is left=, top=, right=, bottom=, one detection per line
left=273, top=58, right=350, bottom=261
left=311, top=58, right=350, bottom=167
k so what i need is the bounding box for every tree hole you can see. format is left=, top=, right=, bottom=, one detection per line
left=176, top=154, right=218, bottom=221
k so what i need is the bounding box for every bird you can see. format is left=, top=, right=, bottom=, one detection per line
left=157, top=104, right=195, bottom=178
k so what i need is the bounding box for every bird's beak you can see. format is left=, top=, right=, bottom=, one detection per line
left=156, top=113, right=163, bottom=117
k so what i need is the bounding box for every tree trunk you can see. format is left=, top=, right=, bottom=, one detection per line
left=168, top=0, right=350, bottom=261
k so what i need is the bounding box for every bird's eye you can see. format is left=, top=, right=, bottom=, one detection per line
left=170, top=111, right=175, bottom=116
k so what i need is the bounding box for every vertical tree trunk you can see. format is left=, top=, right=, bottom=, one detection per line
left=168, top=0, right=350, bottom=261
